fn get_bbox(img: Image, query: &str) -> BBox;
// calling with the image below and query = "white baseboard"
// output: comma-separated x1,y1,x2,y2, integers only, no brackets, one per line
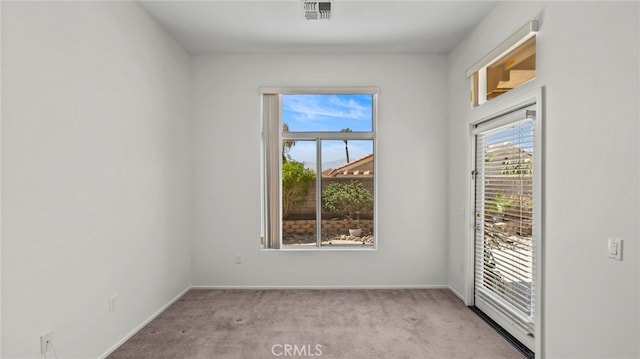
98,286,191,359
447,285,468,303
191,284,450,290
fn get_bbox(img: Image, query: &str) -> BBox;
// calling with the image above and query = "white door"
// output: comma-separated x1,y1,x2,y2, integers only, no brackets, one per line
473,104,538,351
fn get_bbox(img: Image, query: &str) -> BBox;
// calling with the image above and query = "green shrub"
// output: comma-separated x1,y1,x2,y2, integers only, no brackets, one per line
282,160,316,218
321,181,373,221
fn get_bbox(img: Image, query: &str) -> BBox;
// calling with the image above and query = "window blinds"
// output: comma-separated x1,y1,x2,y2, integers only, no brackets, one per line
263,94,281,249
474,107,536,333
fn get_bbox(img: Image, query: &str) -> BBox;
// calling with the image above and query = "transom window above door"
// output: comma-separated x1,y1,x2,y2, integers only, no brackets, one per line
467,20,538,107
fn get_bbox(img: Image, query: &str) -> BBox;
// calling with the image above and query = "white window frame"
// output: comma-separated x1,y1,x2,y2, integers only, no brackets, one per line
261,86,379,250
467,20,538,107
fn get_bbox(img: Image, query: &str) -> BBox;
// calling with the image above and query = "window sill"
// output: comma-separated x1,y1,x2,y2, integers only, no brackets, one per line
262,245,377,252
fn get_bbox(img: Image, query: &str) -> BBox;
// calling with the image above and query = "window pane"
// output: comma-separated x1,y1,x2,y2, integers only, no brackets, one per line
475,116,535,321
320,140,374,246
282,94,373,132
282,141,317,246
486,36,536,101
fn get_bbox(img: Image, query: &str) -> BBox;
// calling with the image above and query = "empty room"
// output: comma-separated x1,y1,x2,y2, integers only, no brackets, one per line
1,1,639,358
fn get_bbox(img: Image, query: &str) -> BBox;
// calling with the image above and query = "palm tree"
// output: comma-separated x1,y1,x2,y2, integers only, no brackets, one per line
341,128,352,163
282,122,295,162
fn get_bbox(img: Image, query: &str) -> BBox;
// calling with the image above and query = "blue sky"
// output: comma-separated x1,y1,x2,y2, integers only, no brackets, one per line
282,94,373,170
283,94,372,132
484,120,533,152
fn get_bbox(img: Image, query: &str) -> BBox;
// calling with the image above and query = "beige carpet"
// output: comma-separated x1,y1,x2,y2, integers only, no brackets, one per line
108,289,524,359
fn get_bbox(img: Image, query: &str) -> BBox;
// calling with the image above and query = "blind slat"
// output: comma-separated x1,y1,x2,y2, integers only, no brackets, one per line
474,112,536,330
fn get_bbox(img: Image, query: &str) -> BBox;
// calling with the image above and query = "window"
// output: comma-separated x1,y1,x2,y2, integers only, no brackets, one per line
485,37,535,101
468,20,538,107
262,88,377,249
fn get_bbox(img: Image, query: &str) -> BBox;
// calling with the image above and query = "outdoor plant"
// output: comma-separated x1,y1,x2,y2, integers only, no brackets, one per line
282,160,316,219
483,192,514,247
482,192,516,294
321,181,373,228
485,192,514,221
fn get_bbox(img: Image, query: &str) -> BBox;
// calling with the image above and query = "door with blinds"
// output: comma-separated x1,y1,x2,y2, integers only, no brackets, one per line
473,104,538,351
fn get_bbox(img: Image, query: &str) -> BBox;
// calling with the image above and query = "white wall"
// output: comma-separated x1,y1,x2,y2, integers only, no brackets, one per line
4,1,638,358
1,2,192,358
447,2,640,358
192,54,449,288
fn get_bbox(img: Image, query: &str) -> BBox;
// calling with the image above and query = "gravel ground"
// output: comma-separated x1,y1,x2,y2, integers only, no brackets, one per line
283,232,374,246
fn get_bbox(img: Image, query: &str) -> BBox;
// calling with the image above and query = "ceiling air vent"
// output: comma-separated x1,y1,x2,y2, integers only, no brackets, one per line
303,1,332,21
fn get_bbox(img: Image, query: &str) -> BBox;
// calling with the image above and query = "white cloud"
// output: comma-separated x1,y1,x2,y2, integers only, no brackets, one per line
283,95,371,127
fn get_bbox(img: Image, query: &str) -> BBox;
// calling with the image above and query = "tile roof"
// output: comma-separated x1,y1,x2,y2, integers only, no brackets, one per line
322,153,373,178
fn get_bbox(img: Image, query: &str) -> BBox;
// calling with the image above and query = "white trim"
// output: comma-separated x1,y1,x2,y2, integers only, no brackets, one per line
282,131,373,141
371,92,379,250
533,87,545,359
447,286,467,303
260,86,379,95
265,248,379,252
465,20,539,78
97,286,191,359
470,80,541,124
191,285,449,290
0,3,3,355
466,122,477,309
467,85,544,356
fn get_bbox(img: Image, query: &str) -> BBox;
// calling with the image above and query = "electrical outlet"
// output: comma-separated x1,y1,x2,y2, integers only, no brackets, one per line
40,331,53,355
235,254,242,264
108,294,118,312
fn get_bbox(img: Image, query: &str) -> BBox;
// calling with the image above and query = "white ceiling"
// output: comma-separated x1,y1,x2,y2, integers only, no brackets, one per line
139,1,497,54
